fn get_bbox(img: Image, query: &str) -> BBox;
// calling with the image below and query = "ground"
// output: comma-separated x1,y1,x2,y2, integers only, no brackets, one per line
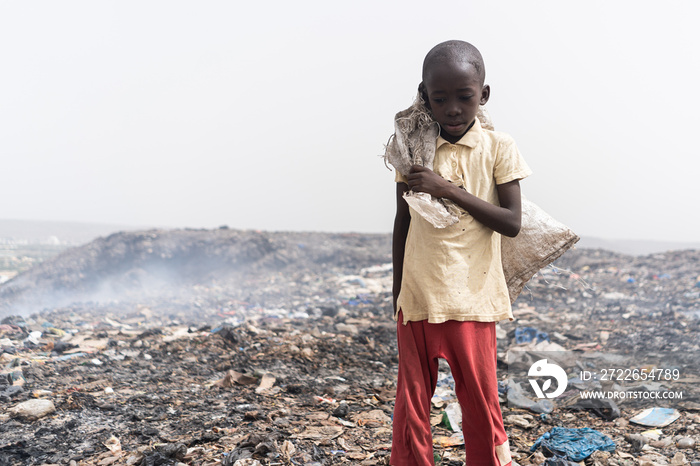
1,233,699,465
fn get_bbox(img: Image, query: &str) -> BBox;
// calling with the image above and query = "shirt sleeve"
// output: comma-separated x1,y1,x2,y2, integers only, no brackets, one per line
493,134,532,185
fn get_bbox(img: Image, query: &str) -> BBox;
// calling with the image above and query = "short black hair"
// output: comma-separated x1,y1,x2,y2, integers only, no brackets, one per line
422,40,486,86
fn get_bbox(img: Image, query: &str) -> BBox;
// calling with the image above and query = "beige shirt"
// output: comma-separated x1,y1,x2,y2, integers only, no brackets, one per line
395,118,532,323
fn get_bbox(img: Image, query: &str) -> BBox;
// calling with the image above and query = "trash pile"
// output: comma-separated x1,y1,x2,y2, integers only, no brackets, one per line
0,229,391,321
0,229,699,465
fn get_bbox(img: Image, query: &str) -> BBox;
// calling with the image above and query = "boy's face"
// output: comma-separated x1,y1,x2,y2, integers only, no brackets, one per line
423,60,490,144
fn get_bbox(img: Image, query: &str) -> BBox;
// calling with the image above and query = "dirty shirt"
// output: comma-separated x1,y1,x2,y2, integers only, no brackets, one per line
395,117,532,324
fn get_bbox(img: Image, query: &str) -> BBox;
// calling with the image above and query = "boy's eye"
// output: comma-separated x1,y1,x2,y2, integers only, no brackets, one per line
460,95,474,101
431,98,446,104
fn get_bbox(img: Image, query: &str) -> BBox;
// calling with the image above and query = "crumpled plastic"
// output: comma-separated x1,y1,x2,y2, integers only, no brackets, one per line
514,326,550,344
530,427,616,461
402,191,459,229
384,94,579,303
502,199,579,302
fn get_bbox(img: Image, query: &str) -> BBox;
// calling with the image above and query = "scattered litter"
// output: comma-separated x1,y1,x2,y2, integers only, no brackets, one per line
515,326,550,344
8,399,56,421
531,427,616,461
254,373,276,394
0,232,698,465
215,370,258,388
442,402,462,432
507,380,555,414
434,432,464,447
570,398,621,421
677,437,696,449
629,407,681,427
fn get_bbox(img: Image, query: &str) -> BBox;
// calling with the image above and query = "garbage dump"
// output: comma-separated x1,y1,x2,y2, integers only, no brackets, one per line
0,229,698,465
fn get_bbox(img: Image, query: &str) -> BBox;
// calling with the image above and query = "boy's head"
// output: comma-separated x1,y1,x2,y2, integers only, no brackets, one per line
419,40,490,143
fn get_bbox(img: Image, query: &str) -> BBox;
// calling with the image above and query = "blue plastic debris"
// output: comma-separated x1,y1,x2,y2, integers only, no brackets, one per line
530,427,615,461
436,374,455,388
515,327,549,344
347,295,372,306
626,277,636,283
629,407,681,427
497,380,508,395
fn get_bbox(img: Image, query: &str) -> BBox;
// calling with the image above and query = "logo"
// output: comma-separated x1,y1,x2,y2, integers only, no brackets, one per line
528,359,568,399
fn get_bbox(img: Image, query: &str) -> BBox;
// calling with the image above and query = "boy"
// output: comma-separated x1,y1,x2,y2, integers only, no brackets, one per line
390,41,531,465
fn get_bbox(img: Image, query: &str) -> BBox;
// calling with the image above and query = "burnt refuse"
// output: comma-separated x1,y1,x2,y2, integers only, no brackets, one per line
0,229,698,465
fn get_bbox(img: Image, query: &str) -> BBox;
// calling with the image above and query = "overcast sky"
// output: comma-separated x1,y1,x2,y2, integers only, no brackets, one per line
2,1,699,242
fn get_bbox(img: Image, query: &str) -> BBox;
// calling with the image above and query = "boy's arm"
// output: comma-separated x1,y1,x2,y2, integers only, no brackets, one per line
406,165,522,237
392,182,411,313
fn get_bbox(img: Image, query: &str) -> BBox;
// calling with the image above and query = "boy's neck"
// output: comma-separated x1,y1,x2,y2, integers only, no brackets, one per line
441,119,476,144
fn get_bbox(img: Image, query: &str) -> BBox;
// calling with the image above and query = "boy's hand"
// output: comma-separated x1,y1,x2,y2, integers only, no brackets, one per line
406,165,452,198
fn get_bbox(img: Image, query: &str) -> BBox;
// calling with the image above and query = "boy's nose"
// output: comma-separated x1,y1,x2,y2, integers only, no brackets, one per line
446,103,461,116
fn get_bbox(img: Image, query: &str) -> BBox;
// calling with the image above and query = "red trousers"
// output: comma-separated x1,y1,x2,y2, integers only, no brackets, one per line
391,312,511,466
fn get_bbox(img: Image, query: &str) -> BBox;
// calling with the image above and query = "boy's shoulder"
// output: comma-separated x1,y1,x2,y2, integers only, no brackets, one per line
480,126,517,150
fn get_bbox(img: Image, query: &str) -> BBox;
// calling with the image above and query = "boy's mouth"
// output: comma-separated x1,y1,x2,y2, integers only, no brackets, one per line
444,123,466,133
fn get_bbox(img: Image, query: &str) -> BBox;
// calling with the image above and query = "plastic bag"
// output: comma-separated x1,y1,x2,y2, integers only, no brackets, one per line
530,427,616,461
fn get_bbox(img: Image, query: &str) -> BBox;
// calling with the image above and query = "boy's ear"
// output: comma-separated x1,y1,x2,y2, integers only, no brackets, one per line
418,82,431,110
480,84,491,106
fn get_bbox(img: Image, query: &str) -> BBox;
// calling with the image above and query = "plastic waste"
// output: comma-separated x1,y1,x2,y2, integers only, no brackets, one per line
51,340,77,354
431,386,456,408
24,331,42,346
677,437,696,449
515,327,549,344
507,381,555,414
497,380,508,395
1,385,23,400
504,414,532,428
639,428,662,440
8,399,56,421
629,407,681,427
442,402,462,432
624,433,647,451
530,427,615,461
332,401,349,418
212,324,241,344
571,398,621,421
529,399,554,414
436,373,455,388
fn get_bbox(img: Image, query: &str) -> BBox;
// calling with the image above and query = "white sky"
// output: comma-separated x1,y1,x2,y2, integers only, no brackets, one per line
2,1,699,242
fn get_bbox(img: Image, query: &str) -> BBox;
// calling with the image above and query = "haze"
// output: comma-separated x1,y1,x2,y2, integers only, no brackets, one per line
2,1,699,243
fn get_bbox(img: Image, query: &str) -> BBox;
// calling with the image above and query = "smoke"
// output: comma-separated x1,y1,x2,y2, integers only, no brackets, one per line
0,229,392,322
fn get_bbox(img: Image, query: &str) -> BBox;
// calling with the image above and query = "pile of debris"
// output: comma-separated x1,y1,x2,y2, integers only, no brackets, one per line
0,229,391,319
0,229,698,465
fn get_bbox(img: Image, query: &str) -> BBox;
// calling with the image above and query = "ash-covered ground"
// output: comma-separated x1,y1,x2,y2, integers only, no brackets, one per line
0,229,699,466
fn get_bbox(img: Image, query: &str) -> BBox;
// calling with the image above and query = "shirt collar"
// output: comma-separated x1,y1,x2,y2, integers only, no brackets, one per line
436,117,483,149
